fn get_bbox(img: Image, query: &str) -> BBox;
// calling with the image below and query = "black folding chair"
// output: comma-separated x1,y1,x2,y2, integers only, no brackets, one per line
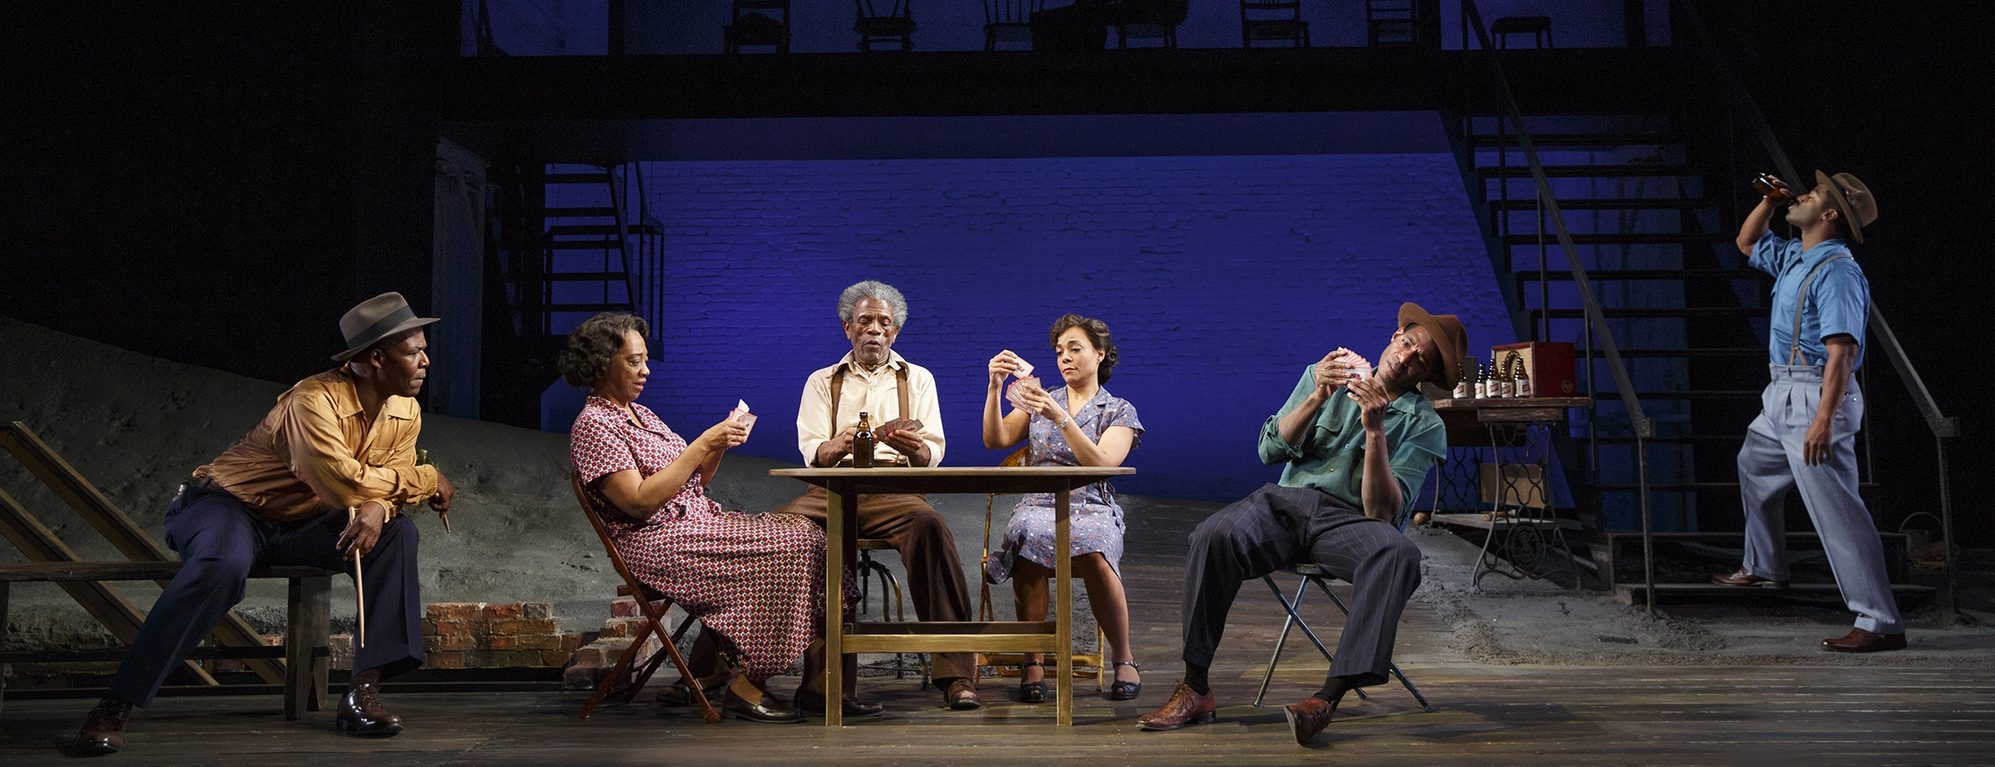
1253,563,1435,712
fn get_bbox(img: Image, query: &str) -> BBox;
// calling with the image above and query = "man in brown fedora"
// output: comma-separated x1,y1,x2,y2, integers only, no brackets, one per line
1713,171,1904,653
71,292,457,756
1138,302,1466,746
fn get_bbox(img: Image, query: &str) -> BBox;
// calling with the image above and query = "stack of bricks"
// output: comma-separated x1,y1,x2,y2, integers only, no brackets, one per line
324,601,582,671
561,595,666,690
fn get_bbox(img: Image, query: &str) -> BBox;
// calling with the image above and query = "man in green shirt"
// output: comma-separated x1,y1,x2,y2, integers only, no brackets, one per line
1138,302,1464,746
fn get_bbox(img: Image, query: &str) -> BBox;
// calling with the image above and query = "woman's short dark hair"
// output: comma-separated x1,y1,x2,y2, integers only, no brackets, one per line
1048,313,1119,384
557,312,651,388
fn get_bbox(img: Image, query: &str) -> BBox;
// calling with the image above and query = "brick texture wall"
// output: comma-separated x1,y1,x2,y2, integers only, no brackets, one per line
556,153,1514,502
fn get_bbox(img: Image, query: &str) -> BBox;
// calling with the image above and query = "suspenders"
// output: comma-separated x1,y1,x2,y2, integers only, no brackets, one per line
1786,254,1854,366
827,361,912,463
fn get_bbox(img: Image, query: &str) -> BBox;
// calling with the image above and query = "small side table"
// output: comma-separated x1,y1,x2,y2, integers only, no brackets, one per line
1427,396,1589,590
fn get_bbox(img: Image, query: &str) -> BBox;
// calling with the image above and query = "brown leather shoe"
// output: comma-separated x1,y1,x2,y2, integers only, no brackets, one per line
943,678,982,710
69,697,131,756
1822,628,1907,653
722,686,803,723
1284,697,1334,745
1710,568,1787,589
335,668,403,737
655,668,732,706
1136,682,1217,731
793,689,886,718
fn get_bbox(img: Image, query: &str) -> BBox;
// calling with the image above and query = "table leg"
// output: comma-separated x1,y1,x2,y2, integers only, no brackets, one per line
1055,488,1072,727
824,484,847,727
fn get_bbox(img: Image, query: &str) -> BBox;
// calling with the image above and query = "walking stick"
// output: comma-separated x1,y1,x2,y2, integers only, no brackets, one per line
348,506,366,649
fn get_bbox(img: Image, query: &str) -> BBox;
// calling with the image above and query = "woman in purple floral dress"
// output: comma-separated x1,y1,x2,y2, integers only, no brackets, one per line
982,314,1145,702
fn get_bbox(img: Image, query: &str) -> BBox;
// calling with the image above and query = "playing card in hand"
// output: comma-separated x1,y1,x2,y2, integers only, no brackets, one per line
730,399,757,433
1006,376,1042,413
877,417,922,441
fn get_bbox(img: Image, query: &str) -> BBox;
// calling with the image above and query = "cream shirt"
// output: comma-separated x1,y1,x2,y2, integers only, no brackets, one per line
795,350,946,466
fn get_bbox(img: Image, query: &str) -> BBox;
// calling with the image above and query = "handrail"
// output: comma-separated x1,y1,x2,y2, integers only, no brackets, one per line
1458,0,1660,612
1678,0,1960,620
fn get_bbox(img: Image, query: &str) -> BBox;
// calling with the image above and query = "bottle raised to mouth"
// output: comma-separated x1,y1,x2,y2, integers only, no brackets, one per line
1751,173,1795,205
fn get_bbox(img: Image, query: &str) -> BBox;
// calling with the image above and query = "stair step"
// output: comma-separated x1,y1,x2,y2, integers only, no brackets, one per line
1527,307,1757,319
1613,583,1934,608
1591,481,1881,492
1599,348,1764,358
1468,132,1679,148
1593,435,1747,444
1502,232,1729,246
547,240,627,250
547,223,660,236
1478,164,1696,179
1595,390,1763,400
1519,269,1762,281
540,172,610,184
1491,198,1707,211
543,272,629,282
543,207,617,218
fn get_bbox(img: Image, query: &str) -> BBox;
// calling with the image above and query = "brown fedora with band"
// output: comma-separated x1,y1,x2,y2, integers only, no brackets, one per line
332,292,441,362
1815,170,1877,244
1397,301,1469,390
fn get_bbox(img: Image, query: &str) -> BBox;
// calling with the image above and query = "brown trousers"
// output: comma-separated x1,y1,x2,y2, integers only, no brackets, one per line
776,485,977,683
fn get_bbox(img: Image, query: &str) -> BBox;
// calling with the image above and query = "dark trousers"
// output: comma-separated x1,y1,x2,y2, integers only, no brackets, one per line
1182,484,1421,688
777,485,977,682
109,484,423,707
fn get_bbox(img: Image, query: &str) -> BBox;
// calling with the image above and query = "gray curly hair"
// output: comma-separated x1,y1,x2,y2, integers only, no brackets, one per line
837,280,909,327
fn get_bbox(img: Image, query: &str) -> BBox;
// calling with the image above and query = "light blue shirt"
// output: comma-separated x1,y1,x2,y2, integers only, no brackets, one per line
1750,231,1869,368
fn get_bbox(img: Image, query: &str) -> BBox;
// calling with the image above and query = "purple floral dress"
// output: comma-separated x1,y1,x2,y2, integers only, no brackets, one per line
985,386,1143,582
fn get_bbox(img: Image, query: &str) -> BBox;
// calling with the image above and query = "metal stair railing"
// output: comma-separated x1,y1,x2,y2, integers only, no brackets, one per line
1678,0,1963,622
1460,0,1661,612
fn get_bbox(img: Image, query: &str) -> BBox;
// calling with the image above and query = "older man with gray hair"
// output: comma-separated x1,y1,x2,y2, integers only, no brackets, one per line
775,280,981,712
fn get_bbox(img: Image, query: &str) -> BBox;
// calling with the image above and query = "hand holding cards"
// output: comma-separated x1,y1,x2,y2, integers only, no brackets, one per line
1006,375,1044,413
729,399,757,436
876,417,923,442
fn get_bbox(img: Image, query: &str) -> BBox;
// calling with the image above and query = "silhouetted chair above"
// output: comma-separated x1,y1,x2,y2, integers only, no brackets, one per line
1490,15,1551,49
984,0,1043,50
724,0,790,54
1365,0,1420,46
1240,0,1308,48
1108,0,1187,49
855,0,916,52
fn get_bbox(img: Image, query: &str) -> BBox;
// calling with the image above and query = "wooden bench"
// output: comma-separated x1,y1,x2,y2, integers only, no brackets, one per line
0,561,332,719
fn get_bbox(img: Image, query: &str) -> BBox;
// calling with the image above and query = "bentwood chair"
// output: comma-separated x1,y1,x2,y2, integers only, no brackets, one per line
983,0,1042,51
854,0,916,51
570,473,719,723
1253,563,1435,712
977,447,1108,692
724,0,790,54
1240,0,1309,48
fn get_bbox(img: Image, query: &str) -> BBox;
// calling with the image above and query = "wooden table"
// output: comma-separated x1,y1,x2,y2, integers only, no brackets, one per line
1427,396,1590,589
770,466,1133,727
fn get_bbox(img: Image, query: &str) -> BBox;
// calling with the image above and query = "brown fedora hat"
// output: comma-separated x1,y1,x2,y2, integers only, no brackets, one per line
1398,301,1469,390
331,292,440,362
1815,170,1877,244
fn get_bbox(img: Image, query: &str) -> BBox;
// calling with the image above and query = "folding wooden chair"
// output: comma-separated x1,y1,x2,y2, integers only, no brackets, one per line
1253,563,1435,712
570,473,719,723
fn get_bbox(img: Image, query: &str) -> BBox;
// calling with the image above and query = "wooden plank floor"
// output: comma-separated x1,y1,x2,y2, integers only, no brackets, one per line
6,497,1993,764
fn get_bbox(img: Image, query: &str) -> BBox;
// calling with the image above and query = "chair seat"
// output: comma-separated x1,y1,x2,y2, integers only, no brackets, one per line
856,18,916,35
857,537,897,552
1286,562,1331,577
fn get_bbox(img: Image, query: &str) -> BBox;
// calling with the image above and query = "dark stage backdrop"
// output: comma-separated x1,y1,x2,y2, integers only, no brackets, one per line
540,152,1519,503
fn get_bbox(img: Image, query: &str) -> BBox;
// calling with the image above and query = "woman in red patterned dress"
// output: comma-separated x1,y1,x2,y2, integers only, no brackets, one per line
562,312,823,724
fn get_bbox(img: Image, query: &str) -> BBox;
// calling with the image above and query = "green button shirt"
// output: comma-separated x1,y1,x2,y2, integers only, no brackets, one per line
1256,364,1447,525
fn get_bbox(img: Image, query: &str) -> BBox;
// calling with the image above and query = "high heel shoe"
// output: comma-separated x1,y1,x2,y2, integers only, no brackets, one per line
1107,661,1142,701
1017,660,1047,704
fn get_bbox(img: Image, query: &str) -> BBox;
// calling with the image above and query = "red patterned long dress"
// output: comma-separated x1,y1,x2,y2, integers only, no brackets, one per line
570,395,823,684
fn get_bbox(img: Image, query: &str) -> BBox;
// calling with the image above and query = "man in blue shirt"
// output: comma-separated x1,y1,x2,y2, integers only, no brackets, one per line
1712,170,1900,653
1138,302,1465,745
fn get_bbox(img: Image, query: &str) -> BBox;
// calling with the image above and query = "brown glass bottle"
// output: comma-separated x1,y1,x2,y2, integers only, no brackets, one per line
851,412,876,468
1751,173,1795,205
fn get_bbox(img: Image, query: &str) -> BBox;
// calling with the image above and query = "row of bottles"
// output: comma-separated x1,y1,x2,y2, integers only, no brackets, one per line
1450,358,1532,399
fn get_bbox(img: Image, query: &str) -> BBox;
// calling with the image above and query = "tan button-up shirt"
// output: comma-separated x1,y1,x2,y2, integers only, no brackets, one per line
196,369,439,522
795,350,946,466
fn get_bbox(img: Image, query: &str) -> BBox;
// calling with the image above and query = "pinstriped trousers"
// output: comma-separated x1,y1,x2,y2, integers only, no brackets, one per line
1181,484,1421,688
1737,364,1902,634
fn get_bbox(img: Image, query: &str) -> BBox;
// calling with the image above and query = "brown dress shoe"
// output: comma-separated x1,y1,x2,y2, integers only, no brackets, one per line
1710,568,1787,588
1822,628,1907,653
722,685,804,723
943,678,982,710
1136,682,1217,731
1284,697,1334,745
69,696,131,756
335,668,403,737
793,689,886,718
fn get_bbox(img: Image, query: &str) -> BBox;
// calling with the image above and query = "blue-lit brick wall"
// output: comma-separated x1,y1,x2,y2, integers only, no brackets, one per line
547,153,1516,502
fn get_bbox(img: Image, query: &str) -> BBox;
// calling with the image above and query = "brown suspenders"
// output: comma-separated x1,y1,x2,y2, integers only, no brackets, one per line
826,361,912,462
